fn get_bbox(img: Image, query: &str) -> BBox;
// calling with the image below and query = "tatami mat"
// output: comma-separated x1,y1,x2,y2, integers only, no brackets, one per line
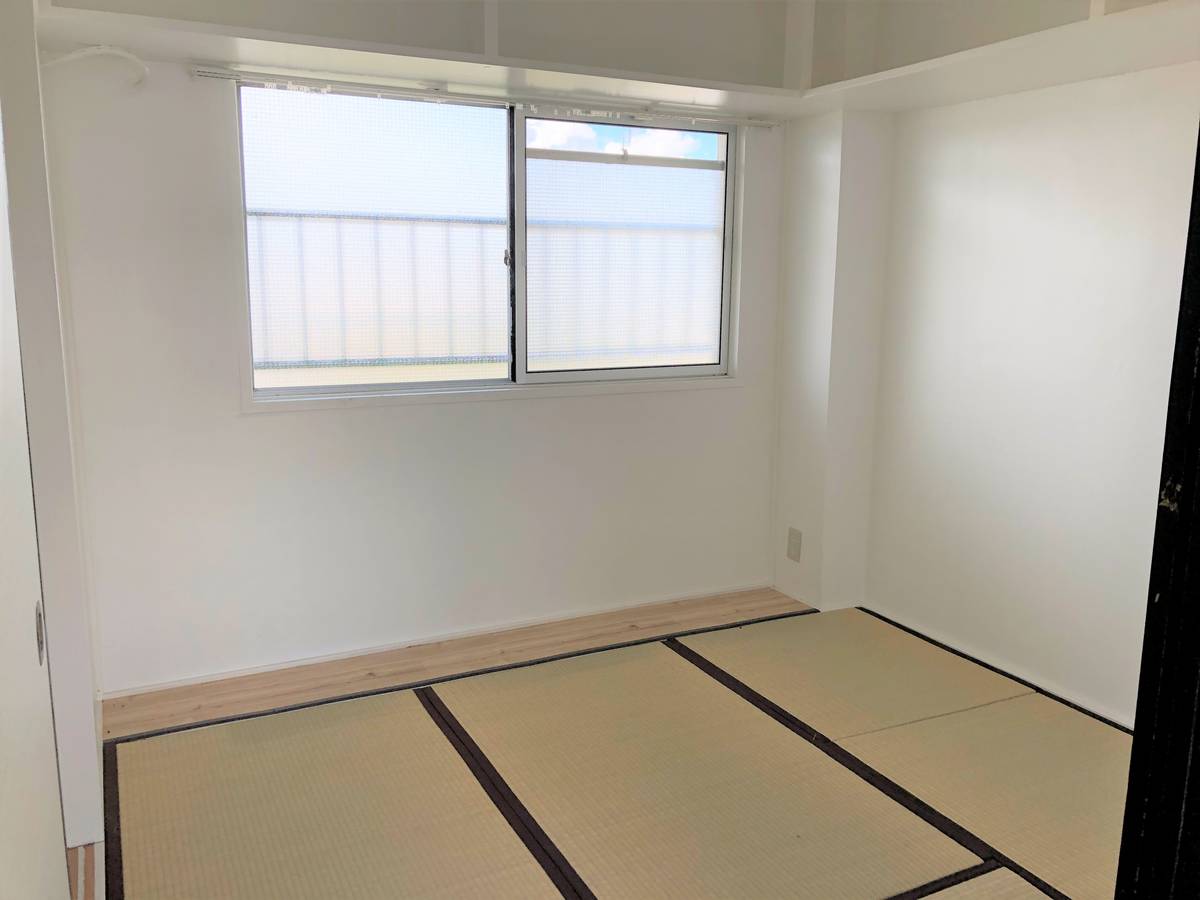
842,693,1132,899
934,868,1047,898
435,641,979,899
679,608,1031,739
114,691,559,900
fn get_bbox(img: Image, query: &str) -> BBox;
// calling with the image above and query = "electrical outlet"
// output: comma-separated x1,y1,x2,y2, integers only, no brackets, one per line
786,527,802,563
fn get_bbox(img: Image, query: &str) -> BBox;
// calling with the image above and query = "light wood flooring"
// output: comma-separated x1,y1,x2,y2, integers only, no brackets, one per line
66,843,99,900
102,587,806,738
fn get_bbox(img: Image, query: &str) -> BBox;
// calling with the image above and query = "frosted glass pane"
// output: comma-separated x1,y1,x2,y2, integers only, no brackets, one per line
524,120,727,373
240,88,510,389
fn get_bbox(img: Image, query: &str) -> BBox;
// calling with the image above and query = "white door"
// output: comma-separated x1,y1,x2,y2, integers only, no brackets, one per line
0,117,70,898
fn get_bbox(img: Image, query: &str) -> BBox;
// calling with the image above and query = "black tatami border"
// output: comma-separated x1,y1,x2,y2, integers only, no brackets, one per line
102,742,124,900
663,637,1068,899
416,687,596,900
103,604,1096,899
885,860,1001,899
102,607,817,898
858,606,1134,736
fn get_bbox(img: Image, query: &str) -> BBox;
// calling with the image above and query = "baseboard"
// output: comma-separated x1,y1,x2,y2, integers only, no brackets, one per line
101,581,776,700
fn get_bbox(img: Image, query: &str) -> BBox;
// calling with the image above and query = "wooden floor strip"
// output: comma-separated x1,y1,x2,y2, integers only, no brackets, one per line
67,846,80,900
83,844,95,900
102,588,805,738
67,844,99,900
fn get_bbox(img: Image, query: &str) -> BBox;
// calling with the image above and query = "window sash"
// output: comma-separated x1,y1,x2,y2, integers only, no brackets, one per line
238,87,515,398
238,91,737,397
513,109,735,385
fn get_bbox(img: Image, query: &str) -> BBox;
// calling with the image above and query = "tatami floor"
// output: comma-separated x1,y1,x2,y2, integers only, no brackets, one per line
103,605,1132,899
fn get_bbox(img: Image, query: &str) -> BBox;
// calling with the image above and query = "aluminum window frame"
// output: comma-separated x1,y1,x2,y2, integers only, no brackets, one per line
236,83,516,401
234,85,739,402
513,108,736,385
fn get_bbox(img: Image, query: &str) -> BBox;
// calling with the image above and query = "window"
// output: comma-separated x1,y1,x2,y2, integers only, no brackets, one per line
237,85,735,396
518,115,731,380
239,87,510,390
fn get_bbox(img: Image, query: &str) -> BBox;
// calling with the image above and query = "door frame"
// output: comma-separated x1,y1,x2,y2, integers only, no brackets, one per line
1116,118,1200,897
0,0,104,847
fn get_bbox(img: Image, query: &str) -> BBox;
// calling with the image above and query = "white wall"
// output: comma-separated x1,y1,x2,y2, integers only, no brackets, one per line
820,111,892,608
41,60,784,695
868,62,1200,726
2,0,102,847
772,112,841,604
772,110,892,610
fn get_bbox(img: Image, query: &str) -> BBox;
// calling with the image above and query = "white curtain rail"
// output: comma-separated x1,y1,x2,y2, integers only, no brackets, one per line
190,65,778,128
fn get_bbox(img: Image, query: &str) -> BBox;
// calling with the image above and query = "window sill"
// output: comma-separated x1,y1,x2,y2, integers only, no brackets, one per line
240,373,744,414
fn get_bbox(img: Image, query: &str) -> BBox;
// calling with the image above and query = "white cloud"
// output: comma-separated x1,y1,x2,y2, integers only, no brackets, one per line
603,128,699,158
526,120,600,151
529,121,702,159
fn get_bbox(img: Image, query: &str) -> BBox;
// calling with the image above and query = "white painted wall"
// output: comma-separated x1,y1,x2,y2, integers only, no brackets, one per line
772,112,841,605
772,110,892,610
820,111,892,609
41,60,784,694
2,0,102,848
868,63,1200,726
